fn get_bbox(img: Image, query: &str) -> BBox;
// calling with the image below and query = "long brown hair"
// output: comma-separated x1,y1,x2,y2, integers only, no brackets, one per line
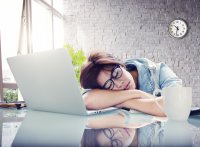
80,129,102,147
80,128,125,147
80,51,125,89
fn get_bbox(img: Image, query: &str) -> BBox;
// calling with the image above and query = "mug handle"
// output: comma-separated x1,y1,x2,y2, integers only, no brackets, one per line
153,89,164,112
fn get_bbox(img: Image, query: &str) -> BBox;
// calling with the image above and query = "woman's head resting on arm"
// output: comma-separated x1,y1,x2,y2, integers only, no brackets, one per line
80,51,136,90
81,128,136,147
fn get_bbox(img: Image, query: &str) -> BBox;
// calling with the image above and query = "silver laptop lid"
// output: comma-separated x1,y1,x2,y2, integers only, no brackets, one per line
7,49,87,115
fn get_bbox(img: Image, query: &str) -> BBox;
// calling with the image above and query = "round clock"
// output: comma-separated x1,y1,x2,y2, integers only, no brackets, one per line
168,18,188,38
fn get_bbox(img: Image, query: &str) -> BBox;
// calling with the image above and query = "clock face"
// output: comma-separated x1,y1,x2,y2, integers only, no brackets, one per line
168,19,188,38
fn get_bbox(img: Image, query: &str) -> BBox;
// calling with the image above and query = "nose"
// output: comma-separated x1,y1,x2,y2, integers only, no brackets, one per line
113,129,123,138
114,79,124,88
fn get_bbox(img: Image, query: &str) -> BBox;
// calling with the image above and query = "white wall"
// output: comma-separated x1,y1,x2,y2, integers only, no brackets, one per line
63,0,200,106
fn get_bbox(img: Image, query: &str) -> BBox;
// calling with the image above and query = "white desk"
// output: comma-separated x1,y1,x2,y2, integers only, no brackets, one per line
1,108,200,147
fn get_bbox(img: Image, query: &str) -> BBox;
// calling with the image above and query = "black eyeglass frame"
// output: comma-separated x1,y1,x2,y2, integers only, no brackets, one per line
102,65,123,90
102,128,123,147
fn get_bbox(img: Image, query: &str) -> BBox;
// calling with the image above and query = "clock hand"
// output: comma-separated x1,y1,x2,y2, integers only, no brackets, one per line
176,29,178,35
173,25,179,30
173,25,179,35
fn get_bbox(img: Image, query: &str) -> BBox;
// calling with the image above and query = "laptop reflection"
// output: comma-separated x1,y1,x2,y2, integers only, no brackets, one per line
12,110,87,147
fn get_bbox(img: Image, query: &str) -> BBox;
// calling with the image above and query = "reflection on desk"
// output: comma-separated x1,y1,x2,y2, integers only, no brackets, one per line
1,108,200,147
82,110,155,146
163,121,192,146
12,110,87,147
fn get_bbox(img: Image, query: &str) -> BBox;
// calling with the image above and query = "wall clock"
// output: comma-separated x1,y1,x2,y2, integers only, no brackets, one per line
168,18,188,39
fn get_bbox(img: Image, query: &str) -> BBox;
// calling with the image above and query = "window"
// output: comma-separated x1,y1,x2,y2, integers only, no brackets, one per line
0,0,64,102
32,1,53,52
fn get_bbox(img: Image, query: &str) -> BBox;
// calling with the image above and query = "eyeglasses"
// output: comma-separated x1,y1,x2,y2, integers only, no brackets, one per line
102,65,123,90
103,128,123,147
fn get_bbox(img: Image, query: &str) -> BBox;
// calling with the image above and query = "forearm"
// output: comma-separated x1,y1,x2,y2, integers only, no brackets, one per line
87,114,125,128
120,97,166,117
83,89,141,110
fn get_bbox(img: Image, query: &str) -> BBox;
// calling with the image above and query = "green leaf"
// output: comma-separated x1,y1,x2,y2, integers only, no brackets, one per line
64,44,86,84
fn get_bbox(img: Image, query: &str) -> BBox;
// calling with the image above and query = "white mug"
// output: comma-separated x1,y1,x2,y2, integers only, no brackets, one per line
155,87,192,121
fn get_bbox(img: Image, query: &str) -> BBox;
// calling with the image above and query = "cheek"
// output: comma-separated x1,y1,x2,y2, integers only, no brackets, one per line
114,130,135,146
131,81,136,89
123,137,135,146
123,72,136,88
123,130,136,146
124,71,133,80
123,71,134,82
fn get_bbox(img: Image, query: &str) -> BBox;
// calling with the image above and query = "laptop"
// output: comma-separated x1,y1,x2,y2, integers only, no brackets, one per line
12,110,87,147
7,49,117,115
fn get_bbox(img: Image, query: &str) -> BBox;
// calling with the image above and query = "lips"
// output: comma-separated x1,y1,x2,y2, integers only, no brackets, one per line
124,81,130,90
123,128,130,136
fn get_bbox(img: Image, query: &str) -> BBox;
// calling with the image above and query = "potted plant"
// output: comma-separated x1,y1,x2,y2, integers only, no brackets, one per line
64,44,86,84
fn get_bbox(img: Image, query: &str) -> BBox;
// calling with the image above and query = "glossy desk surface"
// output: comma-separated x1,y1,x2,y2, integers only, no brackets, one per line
1,108,200,147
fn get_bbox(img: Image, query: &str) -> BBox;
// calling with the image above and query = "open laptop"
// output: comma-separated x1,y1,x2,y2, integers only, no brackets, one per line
7,49,117,115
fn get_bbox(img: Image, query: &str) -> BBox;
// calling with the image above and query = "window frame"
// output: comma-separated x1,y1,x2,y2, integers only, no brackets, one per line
0,0,64,102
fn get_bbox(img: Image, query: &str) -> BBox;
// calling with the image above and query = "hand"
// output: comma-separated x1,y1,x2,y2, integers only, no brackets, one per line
173,25,179,35
175,25,179,30
172,25,179,30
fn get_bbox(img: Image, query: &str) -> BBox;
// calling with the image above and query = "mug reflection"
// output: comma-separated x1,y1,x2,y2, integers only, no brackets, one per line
163,120,192,146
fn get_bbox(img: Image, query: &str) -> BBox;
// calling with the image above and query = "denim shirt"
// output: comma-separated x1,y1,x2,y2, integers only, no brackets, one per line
125,58,182,146
82,58,182,96
124,58,182,94
82,58,182,146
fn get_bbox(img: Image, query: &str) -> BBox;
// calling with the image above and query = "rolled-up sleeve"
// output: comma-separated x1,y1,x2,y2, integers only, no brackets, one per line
158,63,182,89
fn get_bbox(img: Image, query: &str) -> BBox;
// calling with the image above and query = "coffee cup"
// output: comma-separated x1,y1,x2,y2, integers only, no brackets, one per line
155,87,192,121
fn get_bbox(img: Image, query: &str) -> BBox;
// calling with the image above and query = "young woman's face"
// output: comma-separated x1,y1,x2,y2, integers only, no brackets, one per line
97,65,136,90
96,128,136,146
